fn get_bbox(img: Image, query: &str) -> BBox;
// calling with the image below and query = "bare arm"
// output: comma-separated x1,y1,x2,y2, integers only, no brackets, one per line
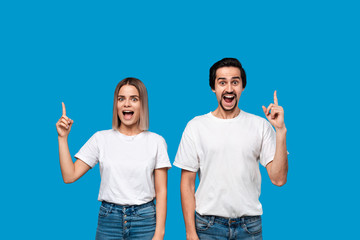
266,128,288,186
180,170,199,240
152,168,168,240
56,102,90,183
262,91,288,186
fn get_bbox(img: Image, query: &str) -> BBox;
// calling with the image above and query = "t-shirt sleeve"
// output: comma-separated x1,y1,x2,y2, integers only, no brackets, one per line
74,132,100,168
155,136,172,169
173,123,199,172
259,121,276,167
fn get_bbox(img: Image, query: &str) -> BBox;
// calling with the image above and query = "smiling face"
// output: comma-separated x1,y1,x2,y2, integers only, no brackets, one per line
212,66,244,112
117,84,141,130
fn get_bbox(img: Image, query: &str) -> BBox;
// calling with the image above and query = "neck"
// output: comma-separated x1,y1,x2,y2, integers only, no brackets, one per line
212,107,240,119
118,124,142,136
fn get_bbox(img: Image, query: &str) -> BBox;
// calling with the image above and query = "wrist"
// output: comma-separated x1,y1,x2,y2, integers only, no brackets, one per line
58,135,68,142
186,229,198,237
154,230,165,237
275,126,287,135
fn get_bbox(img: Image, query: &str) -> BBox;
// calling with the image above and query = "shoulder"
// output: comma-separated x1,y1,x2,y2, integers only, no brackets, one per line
143,131,166,144
241,111,269,125
241,111,274,133
91,129,117,139
185,113,212,129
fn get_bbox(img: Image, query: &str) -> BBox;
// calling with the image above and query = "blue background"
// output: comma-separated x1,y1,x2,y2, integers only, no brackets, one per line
1,0,359,239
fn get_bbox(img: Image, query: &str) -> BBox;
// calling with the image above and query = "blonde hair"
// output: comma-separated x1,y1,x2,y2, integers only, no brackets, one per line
112,77,149,131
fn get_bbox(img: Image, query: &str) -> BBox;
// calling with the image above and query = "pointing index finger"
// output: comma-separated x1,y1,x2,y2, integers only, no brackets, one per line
62,102,66,116
274,90,278,105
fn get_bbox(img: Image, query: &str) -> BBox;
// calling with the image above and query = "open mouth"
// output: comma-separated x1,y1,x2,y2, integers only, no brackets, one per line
122,110,134,120
222,95,235,104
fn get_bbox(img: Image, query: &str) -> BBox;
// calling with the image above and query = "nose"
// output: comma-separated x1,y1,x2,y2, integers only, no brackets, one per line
124,99,131,107
226,83,233,92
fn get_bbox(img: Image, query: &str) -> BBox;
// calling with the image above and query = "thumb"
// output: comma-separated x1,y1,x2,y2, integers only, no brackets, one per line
262,106,267,115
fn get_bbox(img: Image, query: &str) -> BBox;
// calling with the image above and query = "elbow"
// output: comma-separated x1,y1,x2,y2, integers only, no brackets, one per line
155,189,167,199
271,177,287,187
180,181,195,194
63,177,75,184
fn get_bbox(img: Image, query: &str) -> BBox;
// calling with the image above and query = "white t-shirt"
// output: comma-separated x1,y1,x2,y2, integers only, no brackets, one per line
174,111,276,218
75,129,171,205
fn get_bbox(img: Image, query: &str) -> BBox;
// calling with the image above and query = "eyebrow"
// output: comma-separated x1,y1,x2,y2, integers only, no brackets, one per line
117,95,139,98
217,76,241,80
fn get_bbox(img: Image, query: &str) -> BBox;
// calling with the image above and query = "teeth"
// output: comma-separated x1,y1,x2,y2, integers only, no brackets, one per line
123,111,133,113
224,96,234,99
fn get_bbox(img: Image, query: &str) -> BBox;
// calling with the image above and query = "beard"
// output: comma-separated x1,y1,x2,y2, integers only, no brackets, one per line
219,91,238,112
220,98,238,112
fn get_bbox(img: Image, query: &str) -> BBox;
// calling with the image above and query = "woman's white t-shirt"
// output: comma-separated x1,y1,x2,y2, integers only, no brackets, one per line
75,129,171,205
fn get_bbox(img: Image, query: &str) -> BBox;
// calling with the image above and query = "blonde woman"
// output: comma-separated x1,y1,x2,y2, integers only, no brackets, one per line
56,78,171,239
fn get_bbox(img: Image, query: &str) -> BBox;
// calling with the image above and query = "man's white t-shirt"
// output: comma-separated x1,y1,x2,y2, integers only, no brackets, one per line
174,111,276,218
75,129,171,205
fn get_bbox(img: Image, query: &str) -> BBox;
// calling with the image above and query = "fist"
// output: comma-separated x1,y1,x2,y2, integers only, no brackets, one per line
56,102,74,137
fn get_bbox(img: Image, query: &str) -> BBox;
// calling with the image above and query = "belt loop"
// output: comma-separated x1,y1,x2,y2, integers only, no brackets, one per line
132,205,135,214
109,203,113,214
210,216,215,224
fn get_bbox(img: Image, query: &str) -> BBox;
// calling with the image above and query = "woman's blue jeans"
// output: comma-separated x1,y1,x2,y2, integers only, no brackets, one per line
95,200,156,240
195,212,262,240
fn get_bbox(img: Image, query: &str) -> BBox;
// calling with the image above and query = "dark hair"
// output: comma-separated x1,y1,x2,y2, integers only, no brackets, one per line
209,58,246,90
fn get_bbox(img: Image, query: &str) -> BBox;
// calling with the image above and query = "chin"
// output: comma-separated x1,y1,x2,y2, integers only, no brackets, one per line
220,101,238,112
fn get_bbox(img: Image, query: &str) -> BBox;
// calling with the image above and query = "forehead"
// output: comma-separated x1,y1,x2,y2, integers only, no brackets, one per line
216,67,241,79
118,84,139,95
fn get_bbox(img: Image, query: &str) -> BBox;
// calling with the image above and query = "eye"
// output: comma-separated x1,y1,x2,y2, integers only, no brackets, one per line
131,97,139,102
118,97,124,101
232,80,239,85
219,81,226,86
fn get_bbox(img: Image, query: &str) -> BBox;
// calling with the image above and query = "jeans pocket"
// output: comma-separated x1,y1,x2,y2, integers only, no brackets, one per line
195,213,212,232
242,217,262,235
135,205,156,219
98,204,111,218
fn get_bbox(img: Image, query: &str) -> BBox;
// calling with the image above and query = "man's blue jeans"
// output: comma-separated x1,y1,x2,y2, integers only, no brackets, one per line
195,212,262,240
95,200,156,240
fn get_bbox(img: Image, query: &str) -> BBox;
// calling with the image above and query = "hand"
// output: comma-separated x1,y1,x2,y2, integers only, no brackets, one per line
56,102,74,138
262,90,286,131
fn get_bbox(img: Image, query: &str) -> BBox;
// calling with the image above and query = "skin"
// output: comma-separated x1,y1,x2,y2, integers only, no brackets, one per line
117,84,142,136
56,85,168,240
180,66,288,240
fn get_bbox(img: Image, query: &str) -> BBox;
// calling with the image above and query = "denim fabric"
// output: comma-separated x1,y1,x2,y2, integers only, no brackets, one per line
95,200,156,240
195,212,262,240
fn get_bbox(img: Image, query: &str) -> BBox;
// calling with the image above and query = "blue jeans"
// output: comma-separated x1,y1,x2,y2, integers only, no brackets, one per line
195,212,262,240
95,200,156,240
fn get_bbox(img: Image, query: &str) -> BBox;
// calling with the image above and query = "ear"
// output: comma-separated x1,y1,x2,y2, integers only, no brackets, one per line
211,88,215,93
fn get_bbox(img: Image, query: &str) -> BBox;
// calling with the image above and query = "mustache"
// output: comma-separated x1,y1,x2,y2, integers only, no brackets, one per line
221,91,237,98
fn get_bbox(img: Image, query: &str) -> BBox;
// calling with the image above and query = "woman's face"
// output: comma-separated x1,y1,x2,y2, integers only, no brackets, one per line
117,84,141,129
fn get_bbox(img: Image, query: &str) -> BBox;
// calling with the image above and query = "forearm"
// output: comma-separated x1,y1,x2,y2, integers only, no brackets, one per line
270,128,288,185
58,136,75,183
154,190,167,238
180,179,197,237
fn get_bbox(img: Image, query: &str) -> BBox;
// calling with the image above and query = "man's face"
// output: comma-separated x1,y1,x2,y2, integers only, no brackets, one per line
212,66,244,111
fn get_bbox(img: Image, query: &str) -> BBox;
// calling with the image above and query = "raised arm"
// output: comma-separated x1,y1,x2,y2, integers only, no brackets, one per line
180,170,199,240
262,91,288,186
56,102,90,183
153,168,169,240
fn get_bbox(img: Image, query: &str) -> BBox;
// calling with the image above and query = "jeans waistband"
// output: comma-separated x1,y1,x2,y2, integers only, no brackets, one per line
196,212,261,225
101,199,155,212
